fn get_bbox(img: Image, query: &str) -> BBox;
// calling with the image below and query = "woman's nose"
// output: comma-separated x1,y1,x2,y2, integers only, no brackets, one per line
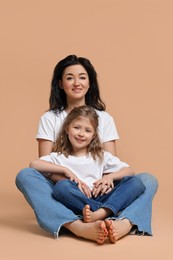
73,78,80,86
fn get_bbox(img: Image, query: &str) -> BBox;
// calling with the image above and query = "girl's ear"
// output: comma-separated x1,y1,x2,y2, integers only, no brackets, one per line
59,80,63,89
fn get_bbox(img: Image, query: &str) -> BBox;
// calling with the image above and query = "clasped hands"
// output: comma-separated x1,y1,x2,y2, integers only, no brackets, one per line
78,174,114,198
64,170,114,198
49,169,114,198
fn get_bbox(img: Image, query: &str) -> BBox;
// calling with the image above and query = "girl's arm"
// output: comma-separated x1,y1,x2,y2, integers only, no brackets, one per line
37,139,54,157
92,167,134,197
105,166,134,181
30,159,79,183
30,159,92,198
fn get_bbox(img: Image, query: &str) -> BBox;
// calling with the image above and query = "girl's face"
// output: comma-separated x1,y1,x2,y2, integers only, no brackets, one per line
60,65,90,104
66,116,95,156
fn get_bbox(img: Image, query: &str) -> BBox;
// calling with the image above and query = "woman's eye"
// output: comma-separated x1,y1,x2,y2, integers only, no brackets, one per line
66,77,73,80
80,76,86,80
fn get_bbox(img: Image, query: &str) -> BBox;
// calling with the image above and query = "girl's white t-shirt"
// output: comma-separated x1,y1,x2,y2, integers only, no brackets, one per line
36,109,119,143
40,151,129,190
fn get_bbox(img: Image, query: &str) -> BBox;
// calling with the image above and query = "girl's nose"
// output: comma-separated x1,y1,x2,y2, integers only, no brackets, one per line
78,129,84,136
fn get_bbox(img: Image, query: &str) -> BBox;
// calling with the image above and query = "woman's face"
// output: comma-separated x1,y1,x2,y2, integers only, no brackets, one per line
60,65,90,103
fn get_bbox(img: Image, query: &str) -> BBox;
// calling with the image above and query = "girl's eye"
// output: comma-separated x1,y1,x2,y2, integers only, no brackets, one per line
74,126,79,129
80,76,86,80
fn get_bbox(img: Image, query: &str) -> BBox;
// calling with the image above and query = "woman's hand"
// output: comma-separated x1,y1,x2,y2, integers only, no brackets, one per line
92,174,114,197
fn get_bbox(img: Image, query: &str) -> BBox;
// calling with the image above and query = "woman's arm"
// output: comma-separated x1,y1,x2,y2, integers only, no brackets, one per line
102,140,117,156
37,139,54,157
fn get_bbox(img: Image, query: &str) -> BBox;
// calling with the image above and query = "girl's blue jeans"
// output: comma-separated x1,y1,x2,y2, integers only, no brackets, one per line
52,177,146,217
15,168,158,237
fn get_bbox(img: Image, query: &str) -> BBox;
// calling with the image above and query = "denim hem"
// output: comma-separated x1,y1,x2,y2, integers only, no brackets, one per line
53,217,80,239
107,216,153,236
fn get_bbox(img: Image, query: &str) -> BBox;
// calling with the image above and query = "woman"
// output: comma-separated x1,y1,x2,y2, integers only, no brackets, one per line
16,55,158,244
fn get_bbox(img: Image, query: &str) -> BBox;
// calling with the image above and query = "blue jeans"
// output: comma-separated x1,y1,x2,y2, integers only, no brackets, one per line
15,168,158,237
52,177,146,216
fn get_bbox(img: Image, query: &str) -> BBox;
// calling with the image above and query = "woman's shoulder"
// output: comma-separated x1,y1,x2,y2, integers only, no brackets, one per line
95,109,115,124
40,110,67,120
95,109,113,118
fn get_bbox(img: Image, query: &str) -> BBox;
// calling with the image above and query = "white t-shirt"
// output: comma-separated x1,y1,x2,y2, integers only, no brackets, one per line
36,109,119,143
40,151,129,190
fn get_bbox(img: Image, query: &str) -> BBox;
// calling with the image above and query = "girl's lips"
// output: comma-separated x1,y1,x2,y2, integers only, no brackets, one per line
75,138,85,143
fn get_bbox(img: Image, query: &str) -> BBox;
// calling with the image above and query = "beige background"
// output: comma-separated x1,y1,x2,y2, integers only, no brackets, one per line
0,0,172,259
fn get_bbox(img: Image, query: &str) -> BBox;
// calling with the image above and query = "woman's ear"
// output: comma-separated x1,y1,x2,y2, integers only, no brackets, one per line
59,80,63,89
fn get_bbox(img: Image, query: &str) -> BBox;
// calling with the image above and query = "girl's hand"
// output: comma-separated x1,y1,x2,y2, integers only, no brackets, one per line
49,170,80,184
92,175,114,197
64,169,81,183
78,181,92,198
64,169,92,198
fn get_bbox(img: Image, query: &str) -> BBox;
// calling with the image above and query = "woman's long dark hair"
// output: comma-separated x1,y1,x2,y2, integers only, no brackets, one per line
49,55,106,112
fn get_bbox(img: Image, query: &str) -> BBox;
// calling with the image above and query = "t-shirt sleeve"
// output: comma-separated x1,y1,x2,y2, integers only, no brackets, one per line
36,112,56,142
103,152,129,173
39,153,60,164
99,111,119,143
38,153,59,177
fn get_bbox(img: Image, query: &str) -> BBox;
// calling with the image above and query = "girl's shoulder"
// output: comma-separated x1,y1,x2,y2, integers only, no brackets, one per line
103,151,115,158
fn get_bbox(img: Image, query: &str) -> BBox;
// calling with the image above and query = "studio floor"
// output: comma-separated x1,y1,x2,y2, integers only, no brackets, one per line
1,182,172,260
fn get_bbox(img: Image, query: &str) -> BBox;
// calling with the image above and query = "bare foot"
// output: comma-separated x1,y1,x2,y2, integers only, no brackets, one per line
83,205,94,223
65,220,108,245
83,204,111,223
105,219,132,243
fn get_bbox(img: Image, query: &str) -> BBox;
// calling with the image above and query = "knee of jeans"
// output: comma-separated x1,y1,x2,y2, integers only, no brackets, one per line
136,172,159,192
16,167,41,190
16,168,31,188
133,176,146,193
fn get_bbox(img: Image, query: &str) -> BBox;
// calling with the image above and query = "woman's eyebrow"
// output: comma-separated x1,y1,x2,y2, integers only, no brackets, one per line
65,72,87,76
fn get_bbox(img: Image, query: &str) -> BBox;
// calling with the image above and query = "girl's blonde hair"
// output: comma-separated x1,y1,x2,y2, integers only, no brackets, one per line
53,106,104,161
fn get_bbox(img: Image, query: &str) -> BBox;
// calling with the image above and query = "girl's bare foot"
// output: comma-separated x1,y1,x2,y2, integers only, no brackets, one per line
65,220,108,245
83,204,111,223
105,219,132,243
83,205,94,223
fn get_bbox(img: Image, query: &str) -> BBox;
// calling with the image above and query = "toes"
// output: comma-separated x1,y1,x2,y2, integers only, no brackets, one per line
105,219,113,229
104,220,116,243
83,205,91,223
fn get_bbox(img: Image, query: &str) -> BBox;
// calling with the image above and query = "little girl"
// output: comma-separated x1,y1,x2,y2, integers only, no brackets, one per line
30,106,145,229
